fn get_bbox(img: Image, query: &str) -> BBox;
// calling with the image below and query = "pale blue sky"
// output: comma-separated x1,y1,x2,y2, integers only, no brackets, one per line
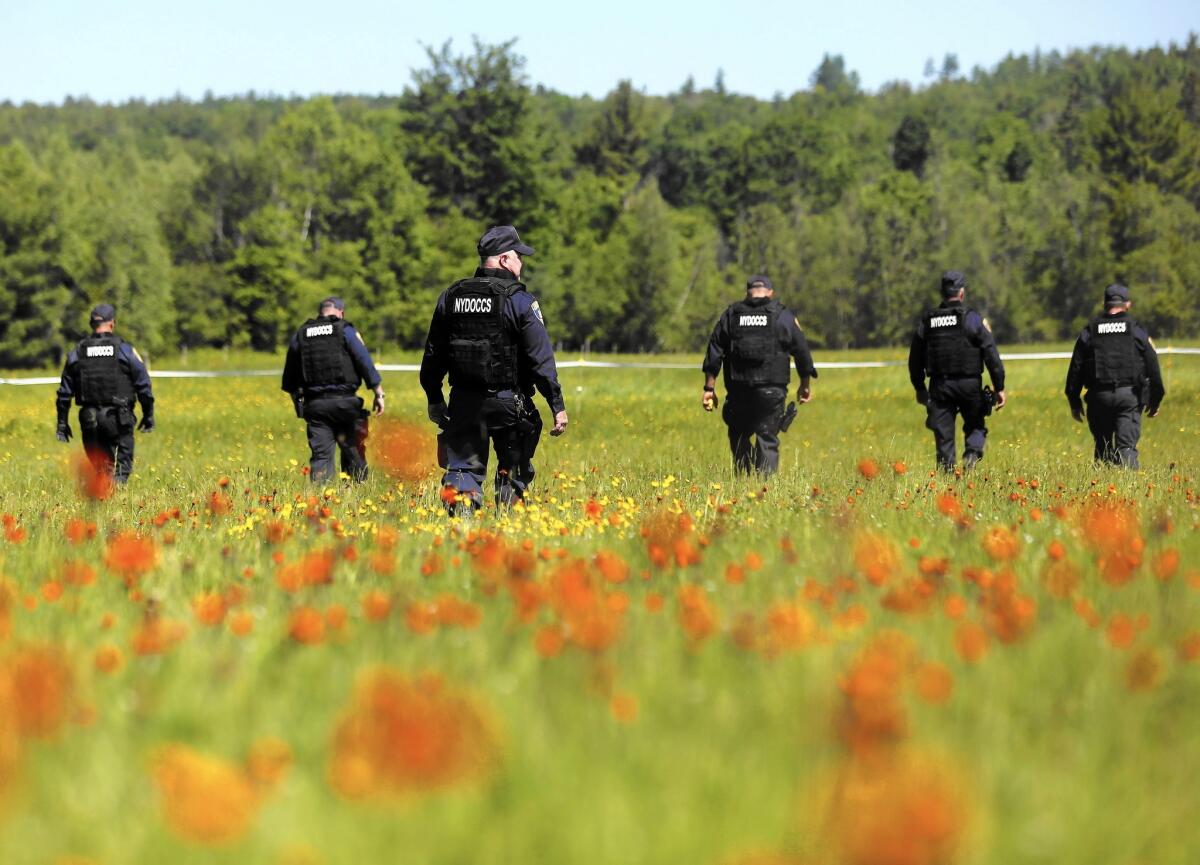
2,0,1196,104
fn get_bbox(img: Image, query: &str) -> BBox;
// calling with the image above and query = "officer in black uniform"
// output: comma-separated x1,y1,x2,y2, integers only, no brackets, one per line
281,297,385,483
420,225,568,511
1065,283,1164,469
701,275,816,476
55,303,155,483
908,271,1006,472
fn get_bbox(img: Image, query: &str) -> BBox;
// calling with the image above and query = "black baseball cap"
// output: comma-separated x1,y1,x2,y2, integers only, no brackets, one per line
89,303,116,323
1104,283,1130,306
746,275,773,290
318,296,345,312
477,225,534,258
940,270,967,297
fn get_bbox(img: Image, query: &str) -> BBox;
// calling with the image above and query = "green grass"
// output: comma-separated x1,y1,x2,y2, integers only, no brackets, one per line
0,352,1197,865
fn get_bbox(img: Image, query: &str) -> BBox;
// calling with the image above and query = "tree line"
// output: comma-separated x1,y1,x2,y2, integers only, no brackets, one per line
1,37,1198,366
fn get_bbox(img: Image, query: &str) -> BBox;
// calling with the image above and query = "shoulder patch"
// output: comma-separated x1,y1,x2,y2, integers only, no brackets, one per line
355,330,366,345
1147,336,1155,349
981,317,992,333
530,300,544,324
131,347,145,364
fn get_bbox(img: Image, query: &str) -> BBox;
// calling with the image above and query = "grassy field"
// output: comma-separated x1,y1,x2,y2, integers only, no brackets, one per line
0,351,1197,865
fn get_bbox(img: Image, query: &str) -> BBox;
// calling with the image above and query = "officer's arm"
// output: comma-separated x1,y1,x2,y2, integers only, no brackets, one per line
701,313,728,381
418,295,450,407
907,326,927,396
1139,329,1165,413
1065,334,1086,416
786,314,818,381
517,298,566,414
56,354,76,430
122,344,154,404
969,313,1005,391
342,326,383,390
281,334,302,395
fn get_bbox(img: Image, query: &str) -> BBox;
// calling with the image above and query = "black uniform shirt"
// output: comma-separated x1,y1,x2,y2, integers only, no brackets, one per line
419,267,566,414
56,333,154,409
702,299,818,383
908,300,1005,393
1065,315,1164,413
281,320,382,397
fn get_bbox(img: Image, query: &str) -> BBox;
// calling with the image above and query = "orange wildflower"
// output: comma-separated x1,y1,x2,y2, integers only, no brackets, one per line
328,670,500,798
813,749,971,865
609,692,638,723
3,645,74,739
64,518,97,545
229,611,254,637
208,490,233,516
593,550,629,584
94,645,124,674
1177,633,1200,663
288,607,325,645
192,592,227,627
853,532,901,586
1152,548,1180,581
857,457,880,480
74,454,115,501
1105,614,1137,650
103,532,158,583
534,625,565,658
245,737,292,789
151,744,262,845
61,560,96,588
40,581,64,603
370,419,437,482
935,491,962,519
325,605,348,632
1042,559,1081,600
132,615,187,656
981,525,1020,561
362,591,392,622
677,584,718,645
913,662,954,705
953,623,989,664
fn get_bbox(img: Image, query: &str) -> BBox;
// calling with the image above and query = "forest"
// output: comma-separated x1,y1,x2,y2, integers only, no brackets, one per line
1,36,1198,365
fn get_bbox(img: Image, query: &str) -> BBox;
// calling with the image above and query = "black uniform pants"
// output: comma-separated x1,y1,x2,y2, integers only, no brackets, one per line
1085,387,1141,469
925,377,988,471
304,396,369,483
722,386,786,476
441,388,542,508
79,405,135,483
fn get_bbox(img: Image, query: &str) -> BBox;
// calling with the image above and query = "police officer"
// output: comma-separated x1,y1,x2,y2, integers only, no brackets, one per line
701,275,816,476
55,303,155,483
1065,283,1164,469
420,225,568,510
908,271,1006,472
281,297,384,483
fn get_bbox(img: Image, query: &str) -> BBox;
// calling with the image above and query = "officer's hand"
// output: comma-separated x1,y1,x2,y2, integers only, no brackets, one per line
1147,406,1160,418
372,391,385,417
137,416,155,433
702,389,718,412
1071,407,1085,423
797,385,812,404
915,390,928,406
427,402,448,427
56,423,72,443
994,390,1006,410
551,410,569,436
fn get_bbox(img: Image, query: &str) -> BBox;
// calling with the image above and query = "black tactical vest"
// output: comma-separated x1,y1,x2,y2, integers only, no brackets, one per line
923,306,983,378
297,317,359,389
76,334,135,406
1086,313,1142,388
726,299,791,387
445,278,520,389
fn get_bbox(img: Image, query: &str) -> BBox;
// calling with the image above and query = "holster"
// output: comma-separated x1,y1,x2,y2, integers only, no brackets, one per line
779,402,798,433
981,386,996,417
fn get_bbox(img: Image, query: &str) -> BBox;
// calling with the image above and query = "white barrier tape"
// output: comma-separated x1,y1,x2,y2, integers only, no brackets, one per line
2,347,1197,386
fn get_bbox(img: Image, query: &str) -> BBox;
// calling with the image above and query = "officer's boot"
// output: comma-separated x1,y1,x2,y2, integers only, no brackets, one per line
962,450,982,472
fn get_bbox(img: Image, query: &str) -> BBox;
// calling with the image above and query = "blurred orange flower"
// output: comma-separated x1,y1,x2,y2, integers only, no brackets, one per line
151,744,262,845
328,669,500,799
103,532,158,584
